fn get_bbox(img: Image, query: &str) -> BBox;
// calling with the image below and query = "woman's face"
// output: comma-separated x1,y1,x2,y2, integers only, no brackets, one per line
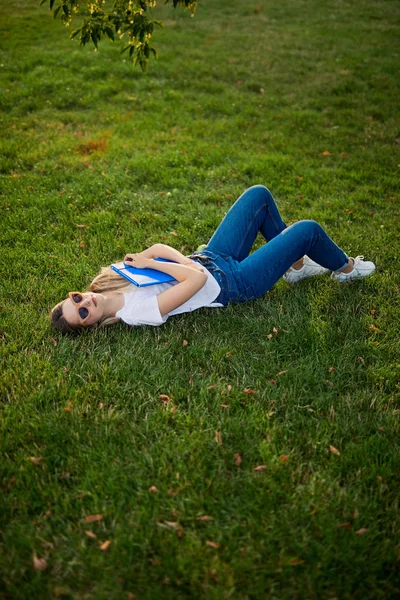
63,292,106,328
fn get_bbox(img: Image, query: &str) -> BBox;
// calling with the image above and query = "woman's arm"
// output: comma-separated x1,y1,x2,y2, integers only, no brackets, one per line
139,243,193,265
123,253,207,316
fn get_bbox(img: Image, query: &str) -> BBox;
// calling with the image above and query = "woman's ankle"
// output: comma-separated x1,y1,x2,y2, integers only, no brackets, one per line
291,257,304,270
339,258,354,274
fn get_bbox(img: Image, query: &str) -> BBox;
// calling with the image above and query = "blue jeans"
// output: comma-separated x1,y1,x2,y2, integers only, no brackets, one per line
190,185,349,306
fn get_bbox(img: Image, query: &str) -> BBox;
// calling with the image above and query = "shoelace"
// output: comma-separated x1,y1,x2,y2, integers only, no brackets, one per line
353,255,364,267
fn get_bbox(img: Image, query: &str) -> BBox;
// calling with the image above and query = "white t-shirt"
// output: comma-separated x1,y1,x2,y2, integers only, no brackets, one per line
115,262,223,327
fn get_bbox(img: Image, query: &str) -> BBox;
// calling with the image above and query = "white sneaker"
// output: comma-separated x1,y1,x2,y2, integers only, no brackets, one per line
283,256,329,284
331,256,376,282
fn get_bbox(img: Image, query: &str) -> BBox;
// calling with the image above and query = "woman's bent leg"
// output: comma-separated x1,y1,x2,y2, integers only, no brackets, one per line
206,185,287,261
233,220,348,301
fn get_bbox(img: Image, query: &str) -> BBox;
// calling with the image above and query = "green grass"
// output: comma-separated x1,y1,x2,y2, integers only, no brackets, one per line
1,0,400,598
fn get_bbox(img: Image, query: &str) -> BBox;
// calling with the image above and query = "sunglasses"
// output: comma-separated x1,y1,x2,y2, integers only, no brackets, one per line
68,292,90,323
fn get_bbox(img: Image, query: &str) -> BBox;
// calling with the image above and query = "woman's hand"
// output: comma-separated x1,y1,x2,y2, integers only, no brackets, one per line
124,253,151,269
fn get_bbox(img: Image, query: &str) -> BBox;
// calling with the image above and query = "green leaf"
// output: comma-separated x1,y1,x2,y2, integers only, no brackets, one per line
90,30,99,49
70,27,82,39
104,26,115,41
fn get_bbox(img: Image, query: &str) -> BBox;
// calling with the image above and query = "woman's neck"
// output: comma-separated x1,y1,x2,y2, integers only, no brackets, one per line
103,291,125,318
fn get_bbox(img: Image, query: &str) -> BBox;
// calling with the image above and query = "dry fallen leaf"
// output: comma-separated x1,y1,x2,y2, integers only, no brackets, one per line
49,337,58,347
84,514,103,523
329,445,341,456
220,403,229,409
276,370,287,376
214,431,223,445
234,453,242,466
355,528,368,536
321,151,332,156
158,393,170,403
254,465,267,472
196,515,213,522
207,384,216,390
75,224,88,229
148,486,158,493
328,367,337,374
84,530,97,539
289,556,305,566
339,522,352,531
163,521,180,529
206,541,220,549
267,334,273,340
369,324,382,333
64,401,73,413
100,540,112,551
279,454,289,463
28,456,45,465
33,554,48,571
182,339,189,347
244,387,256,395
352,507,359,520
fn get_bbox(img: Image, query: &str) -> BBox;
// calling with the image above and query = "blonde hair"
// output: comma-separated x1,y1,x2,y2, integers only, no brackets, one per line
51,265,132,334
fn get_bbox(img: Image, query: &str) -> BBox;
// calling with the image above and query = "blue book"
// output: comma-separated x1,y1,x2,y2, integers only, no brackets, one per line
111,258,176,287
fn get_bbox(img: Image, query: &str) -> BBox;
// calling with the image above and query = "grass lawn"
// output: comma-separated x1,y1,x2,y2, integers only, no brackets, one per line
1,0,400,597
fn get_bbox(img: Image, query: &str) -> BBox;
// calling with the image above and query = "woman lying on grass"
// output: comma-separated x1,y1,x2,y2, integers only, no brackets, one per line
51,185,375,334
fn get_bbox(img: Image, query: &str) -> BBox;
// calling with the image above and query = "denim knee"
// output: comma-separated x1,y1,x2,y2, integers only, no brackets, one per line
248,184,273,198
293,220,322,237
246,184,274,207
